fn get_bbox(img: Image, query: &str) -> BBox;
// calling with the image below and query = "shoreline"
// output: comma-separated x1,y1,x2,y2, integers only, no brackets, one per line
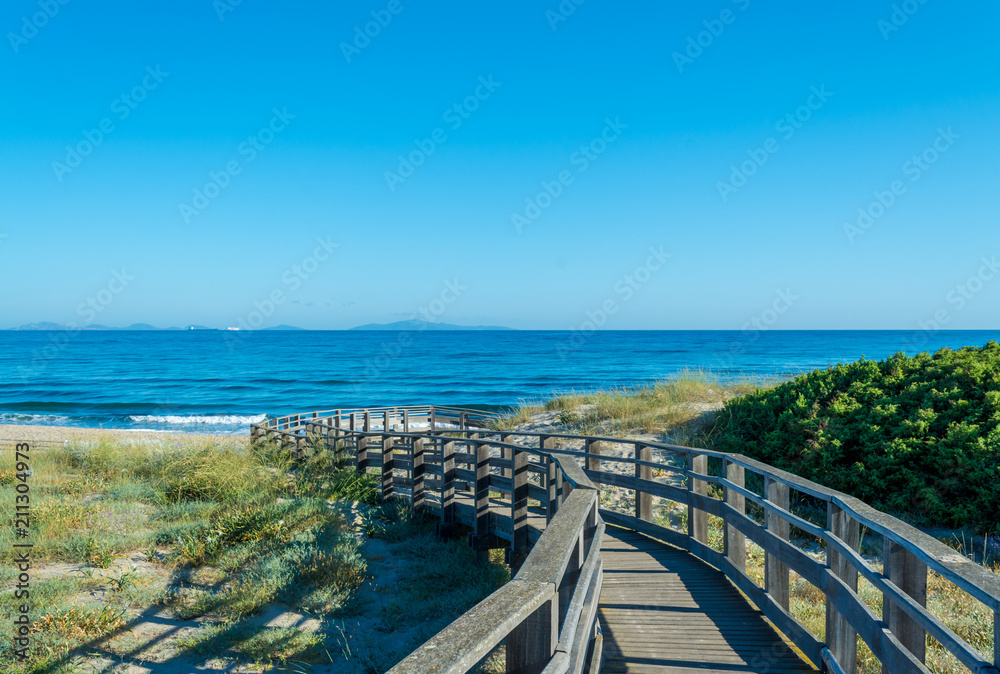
0,423,248,447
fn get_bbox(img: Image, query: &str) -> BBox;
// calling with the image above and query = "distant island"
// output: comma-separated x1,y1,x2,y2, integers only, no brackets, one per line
350,320,513,331
8,323,303,331
7,321,509,331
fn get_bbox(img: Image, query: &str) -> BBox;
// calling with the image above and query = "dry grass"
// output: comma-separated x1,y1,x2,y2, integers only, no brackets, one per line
498,369,776,441
0,434,379,671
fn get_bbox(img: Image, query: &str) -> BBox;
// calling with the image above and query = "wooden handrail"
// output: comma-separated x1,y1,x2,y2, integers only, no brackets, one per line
252,406,1000,674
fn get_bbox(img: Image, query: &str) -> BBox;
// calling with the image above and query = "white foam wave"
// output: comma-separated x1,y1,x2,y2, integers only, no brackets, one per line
128,414,268,425
0,413,72,425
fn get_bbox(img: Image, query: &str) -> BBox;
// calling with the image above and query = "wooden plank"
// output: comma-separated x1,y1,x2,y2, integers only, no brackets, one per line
635,444,652,522
766,477,791,611
826,503,860,674
474,442,491,562
688,454,708,546
585,439,601,472
724,460,746,574
412,437,426,512
883,538,928,670
597,526,815,673
512,448,531,567
381,435,394,498
441,440,456,526
547,457,558,524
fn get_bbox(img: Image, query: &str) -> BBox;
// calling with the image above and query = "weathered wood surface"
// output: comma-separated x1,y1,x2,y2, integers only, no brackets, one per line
598,526,815,673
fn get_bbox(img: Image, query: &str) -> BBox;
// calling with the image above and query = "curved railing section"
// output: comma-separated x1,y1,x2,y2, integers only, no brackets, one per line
252,406,1000,674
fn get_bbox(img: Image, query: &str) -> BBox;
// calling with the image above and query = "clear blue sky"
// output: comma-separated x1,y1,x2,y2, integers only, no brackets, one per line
1,0,998,330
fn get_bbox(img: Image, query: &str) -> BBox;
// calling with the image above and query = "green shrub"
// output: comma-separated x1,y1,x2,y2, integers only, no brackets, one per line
715,342,1000,532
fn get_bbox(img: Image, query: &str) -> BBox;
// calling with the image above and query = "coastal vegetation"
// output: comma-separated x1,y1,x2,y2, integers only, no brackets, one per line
0,435,507,672
714,342,1000,533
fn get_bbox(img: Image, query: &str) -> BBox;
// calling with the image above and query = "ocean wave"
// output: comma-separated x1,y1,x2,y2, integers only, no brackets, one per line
0,413,72,425
128,414,268,425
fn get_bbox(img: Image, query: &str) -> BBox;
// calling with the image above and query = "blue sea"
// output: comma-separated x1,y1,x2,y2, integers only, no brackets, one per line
2,330,999,434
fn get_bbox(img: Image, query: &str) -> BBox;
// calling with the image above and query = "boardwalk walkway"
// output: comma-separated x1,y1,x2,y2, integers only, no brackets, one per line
598,526,816,673
264,408,1000,674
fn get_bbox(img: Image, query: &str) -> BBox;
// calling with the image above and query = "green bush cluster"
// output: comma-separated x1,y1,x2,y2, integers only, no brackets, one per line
715,342,1000,532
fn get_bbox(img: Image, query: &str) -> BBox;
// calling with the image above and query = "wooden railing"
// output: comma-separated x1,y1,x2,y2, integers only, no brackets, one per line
252,406,1000,674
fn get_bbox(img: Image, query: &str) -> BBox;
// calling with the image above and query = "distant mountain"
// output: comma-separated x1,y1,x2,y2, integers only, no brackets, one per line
350,320,513,331
8,322,216,331
11,322,66,330
262,324,304,331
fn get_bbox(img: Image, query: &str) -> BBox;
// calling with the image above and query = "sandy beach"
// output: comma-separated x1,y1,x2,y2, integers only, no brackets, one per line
0,424,247,448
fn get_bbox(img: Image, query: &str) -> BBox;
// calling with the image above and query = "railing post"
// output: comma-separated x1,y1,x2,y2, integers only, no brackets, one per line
381,435,394,498
430,406,436,431
441,440,456,528
724,460,746,573
500,434,511,479
506,595,558,674
539,435,558,522
349,412,356,432
765,477,791,610
547,459,560,523
882,539,928,670
364,410,371,432
472,441,491,562
510,448,530,569
412,438,426,512
403,409,409,433
586,438,601,472
334,410,341,430
636,443,652,522
687,452,708,546
357,436,368,473
826,503,860,674
383,410,391,432
995,610,1000,670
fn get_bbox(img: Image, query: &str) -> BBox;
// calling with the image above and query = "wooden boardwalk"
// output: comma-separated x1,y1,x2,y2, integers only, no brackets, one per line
598,526,816,673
